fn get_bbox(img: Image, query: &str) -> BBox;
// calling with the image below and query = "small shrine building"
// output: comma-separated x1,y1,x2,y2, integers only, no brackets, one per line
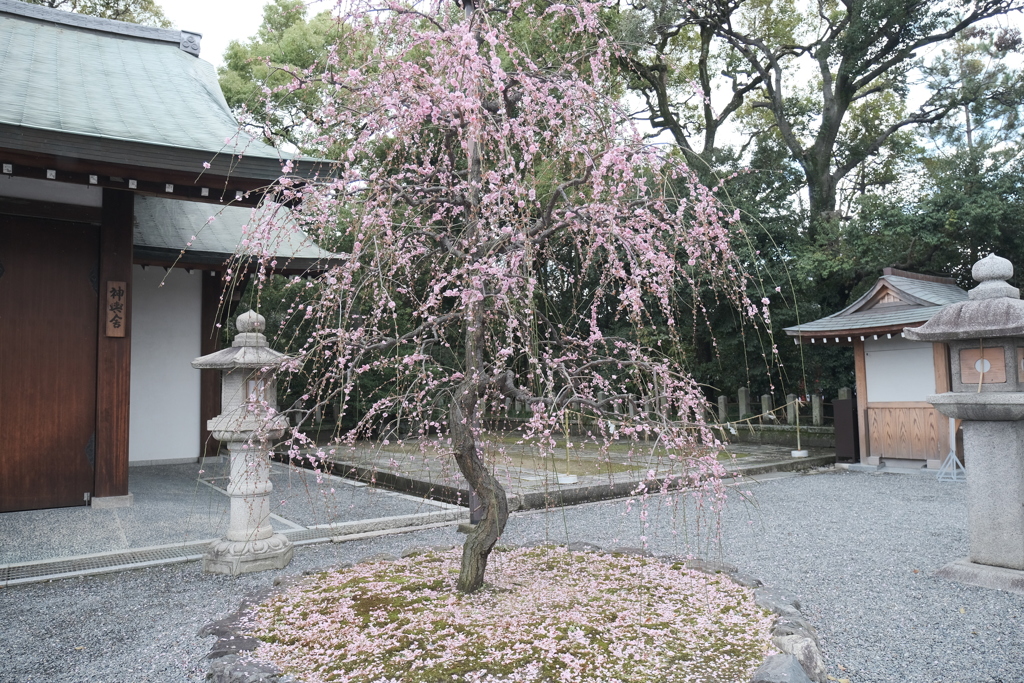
785,268,968,468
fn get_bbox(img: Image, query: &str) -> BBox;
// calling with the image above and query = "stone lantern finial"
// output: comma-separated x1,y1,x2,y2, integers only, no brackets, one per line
232,309,270,348
969,253,1019,300
236,309,266,333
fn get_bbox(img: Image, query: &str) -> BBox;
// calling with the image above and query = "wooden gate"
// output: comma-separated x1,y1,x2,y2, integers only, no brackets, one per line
0,216,99,512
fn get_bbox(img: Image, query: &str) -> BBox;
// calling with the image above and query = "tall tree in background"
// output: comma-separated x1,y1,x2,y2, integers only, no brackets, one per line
715,0,1024,238
609,0,1024,397
612,0,792,174
219,0,352,153
610,0,1023,232
243,0,758,592
836,27,1024,289
24,0,170,26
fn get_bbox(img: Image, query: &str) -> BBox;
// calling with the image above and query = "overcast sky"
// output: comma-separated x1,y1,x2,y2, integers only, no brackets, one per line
157,0,284,69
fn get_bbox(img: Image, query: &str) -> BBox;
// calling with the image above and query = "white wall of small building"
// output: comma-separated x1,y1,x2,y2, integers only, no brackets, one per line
129,265,202,464
863,335,936,402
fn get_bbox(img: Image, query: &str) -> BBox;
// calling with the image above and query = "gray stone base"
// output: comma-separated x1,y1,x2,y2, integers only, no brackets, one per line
882,458,926,470
935,558,1024,595
846,462,883,473
203,534,294,576
128,457,200,467
90,493,134,509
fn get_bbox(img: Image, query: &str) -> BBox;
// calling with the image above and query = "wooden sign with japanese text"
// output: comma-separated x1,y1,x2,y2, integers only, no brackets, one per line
105,281,127,337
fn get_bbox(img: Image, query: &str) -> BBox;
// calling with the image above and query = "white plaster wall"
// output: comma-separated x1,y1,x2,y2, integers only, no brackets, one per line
129,265,202,463
864,336,936,402
0,176,102,206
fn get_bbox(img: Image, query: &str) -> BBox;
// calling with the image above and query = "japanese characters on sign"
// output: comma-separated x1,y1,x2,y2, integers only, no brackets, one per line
105,281,127,337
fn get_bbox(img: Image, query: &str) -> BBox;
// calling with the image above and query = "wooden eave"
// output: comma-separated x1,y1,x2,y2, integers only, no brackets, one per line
0,195,336,274
1,145,273,208
787,323,926,346
132,249,334,275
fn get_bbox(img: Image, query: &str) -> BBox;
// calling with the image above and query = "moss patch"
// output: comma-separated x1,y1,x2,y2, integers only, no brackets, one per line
242,546,775,682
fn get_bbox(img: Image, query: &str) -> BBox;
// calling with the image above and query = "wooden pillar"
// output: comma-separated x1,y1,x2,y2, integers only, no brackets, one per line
853,338,869,463
933,343,951,393
200,270,224,458
932,342,954,468
94,189,134,498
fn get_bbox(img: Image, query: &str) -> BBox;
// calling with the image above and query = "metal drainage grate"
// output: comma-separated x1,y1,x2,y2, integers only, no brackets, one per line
0,541,212,586
282,527,339,543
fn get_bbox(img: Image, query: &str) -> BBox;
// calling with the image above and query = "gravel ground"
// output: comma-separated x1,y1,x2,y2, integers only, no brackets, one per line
2,468,1021,683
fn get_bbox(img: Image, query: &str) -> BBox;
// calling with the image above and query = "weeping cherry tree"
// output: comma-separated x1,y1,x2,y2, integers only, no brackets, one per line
239,0,764,593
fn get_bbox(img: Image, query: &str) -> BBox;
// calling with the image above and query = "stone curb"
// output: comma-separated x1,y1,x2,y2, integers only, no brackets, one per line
750,589,827,683
202,542,828,683
200,582,297,683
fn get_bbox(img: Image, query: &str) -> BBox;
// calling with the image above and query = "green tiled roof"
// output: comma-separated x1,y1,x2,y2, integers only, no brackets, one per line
882,275,969,307
785,307,937,334
133,196,337,269
785,274,968,337
0,0,288,180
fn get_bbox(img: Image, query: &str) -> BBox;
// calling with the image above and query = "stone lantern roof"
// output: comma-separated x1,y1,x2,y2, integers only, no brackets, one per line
904,255,1024,342
191,310,290,370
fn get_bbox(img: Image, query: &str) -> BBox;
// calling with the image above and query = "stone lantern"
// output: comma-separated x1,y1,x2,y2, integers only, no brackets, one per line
904,254,1024,592
192,310,294,575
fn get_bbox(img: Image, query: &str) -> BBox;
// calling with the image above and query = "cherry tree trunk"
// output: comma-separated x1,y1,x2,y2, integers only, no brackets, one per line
451,381,508,593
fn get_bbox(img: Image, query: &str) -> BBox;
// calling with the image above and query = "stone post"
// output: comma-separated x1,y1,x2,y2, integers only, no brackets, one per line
786,394,797,425
738,387,750,419
718,395,728,423
904,253,1024,591
761,394,773,422
812,394,823,426
838,387,852,401
192,311,293,575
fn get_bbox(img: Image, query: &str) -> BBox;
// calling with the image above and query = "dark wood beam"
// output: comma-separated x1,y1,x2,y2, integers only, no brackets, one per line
94,189,134,498
0,197,102,224
200,270,224,459
0,150,270,207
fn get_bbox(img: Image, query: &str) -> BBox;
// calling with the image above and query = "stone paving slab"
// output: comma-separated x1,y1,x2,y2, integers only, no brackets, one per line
0,462,453,566
311,440,836,510
0,441,833,569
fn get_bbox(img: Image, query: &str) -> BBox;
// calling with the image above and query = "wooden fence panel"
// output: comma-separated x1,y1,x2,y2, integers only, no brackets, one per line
866,402,949,460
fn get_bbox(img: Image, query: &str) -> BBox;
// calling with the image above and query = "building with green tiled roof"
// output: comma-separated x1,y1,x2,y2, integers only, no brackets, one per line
0,0,330,512
785,269,968,471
